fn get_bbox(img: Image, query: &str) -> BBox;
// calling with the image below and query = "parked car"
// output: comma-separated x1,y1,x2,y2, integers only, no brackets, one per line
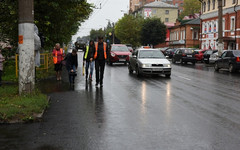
128,48,171,77
126,44,134,52
209,50,227,64
194,49,206,62
214,50,240,73
165,48,176,59
172,48,196,65
108,44,131,65
159,47,169,55
203,49,218,64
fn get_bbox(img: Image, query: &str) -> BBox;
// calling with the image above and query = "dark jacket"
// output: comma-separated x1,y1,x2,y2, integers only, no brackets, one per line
84,45,95,62
65,53,78,70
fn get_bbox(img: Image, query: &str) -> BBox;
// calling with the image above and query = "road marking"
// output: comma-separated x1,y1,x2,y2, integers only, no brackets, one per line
178,76,192,81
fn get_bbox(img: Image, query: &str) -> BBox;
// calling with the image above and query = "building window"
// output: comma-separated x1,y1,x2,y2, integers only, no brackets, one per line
214,22,217,32
193,31,198,40
165,18,169,22
222,0,226,7
233,0,236,4
213,0,215,10
207,0,210,11
165,10,169,14
203,2,206,12
209,22,212,32
230,17,235,31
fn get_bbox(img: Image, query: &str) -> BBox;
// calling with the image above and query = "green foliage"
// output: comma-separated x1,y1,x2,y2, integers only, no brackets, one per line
140,18,166,47
0,85,48,122
179,0,201,19
0,0,93,50
90,28,106,41
115,15,144,48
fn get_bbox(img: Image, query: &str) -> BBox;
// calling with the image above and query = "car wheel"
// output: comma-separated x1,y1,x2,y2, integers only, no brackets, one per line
165,74,171,78
214,63,219,71
109,62,112,66
192,62,195,65
229,64,236,73
128,65,133,74
136,67,141,77
180,58,183,64
172,58,176,63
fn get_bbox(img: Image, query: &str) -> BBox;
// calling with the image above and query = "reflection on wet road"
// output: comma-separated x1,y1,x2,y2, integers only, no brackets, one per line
1,52,240,150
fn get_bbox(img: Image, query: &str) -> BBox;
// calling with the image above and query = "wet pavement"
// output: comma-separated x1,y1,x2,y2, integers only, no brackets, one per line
1,52,240,150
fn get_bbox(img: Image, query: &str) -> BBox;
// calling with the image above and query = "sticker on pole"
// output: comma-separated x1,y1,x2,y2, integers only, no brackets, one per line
19,35,23,44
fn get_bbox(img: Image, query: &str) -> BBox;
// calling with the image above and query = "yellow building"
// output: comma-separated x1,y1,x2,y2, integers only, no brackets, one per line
132,1,178,23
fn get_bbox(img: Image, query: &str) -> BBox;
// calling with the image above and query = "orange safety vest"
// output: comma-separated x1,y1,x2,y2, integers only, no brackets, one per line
53,48,63,64
94,42,107,60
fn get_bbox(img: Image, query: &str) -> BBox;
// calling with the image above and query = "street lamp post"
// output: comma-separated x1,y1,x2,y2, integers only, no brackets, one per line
106,19,115,44
218,0,223,55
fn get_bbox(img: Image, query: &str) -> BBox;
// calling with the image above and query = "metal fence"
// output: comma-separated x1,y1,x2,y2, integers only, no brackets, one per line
15,53,53,77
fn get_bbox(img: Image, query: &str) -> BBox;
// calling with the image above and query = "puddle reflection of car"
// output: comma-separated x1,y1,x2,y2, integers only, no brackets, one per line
108,44,131,65
128,48,171,77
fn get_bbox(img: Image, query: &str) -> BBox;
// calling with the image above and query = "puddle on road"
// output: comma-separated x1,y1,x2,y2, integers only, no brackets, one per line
37,78,71,94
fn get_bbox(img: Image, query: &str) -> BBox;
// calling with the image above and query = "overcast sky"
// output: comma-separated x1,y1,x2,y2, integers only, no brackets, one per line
72,0,129,41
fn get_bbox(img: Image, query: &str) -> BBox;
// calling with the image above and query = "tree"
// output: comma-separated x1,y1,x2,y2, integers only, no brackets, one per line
0,0,93,50
90,28,105,41
140,18,166,47
179,0,201,19
115,15,144,48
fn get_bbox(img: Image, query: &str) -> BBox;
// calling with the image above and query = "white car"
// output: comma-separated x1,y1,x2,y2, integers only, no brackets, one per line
128,48,172,77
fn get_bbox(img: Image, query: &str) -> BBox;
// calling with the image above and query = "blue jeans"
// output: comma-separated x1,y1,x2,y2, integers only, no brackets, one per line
68,65,76,83
85,61,94,78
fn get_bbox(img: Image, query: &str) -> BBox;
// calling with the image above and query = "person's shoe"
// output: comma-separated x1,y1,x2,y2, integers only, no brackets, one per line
95,83,99,87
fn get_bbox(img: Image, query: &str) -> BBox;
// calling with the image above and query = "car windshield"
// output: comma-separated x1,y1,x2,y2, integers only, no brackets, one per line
233,50,240,56
139,50,165,58
184,49,194,54
111,45,129,52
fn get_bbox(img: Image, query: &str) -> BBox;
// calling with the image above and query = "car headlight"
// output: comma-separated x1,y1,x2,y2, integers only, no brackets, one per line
164,64,171,68
142,64,151,68
111,52,115,57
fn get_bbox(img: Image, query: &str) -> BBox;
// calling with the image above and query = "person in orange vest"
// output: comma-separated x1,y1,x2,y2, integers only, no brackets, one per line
52,43,64,81
94,36,107,87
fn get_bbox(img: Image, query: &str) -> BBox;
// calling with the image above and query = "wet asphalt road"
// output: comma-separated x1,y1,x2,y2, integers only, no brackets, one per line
1,51,240,150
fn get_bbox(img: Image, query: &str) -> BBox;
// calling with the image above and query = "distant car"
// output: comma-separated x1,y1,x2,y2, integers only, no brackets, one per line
214,50,240,73
203,49,218,64
194,49,206,62
128,48,171,77
172,48,196,65
127,46,133,53
108,44,131,65
165,48,176,59
158,47,169,55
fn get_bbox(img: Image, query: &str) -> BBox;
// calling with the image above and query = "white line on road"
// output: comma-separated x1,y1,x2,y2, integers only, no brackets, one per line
178,76,192,81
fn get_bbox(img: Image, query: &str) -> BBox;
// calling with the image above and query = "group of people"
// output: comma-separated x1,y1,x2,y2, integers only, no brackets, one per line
52,36,107,87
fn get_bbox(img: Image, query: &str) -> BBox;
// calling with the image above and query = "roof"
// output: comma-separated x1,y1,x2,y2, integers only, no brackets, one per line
143,1,178,9
183,18,200,25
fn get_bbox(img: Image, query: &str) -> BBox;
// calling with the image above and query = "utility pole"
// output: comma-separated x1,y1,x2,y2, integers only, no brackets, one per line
218,0,223,55
18,0,35,94
113,22,115,44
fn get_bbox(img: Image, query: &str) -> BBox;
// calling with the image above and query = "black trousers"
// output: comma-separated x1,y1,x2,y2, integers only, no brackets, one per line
0,70,2,85
95,60,105,84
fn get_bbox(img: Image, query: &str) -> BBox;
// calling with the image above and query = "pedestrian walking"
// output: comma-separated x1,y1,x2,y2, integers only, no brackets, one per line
65,49,78,85
52,43,64,81
0,49,5,86
94,36,107,87
84,40,95,81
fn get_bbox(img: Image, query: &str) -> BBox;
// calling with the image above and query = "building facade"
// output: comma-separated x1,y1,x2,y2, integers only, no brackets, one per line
200,0,240,50
133,1,178,23
169,18,200,48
